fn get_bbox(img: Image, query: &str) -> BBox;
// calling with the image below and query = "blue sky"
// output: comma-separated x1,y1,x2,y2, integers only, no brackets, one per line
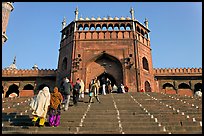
2,2,202,70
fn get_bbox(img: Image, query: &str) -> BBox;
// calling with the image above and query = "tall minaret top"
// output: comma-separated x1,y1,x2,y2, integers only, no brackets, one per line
13,56,16,64
2,2,14,45
75,7,79,21
62,17,66,30
144,18,149,29
5,56,17,70
130,7,135,20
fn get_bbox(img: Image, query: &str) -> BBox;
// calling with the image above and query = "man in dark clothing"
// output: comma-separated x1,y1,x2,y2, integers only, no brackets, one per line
62,77,73,111
73,80,81,105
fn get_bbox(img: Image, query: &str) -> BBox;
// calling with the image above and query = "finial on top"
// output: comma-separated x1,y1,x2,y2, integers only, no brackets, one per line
13,56,16,64
62,17,66,30
130,7,135,20
144,18,149,29
75,6,79,21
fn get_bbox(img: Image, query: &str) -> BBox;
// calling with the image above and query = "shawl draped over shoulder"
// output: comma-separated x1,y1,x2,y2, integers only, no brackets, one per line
50,87,63,110
31,86,50,118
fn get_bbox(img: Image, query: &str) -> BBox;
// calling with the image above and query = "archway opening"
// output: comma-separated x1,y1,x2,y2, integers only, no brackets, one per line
97,72,116,86
36,84,50,94
5,84,19,97
194,83,202,93
85,53,123,91
23,84,34,90
145,81,151,92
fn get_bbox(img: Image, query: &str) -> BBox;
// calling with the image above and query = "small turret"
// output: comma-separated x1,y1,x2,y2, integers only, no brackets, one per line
32,64,38,70
130,7,135,20
5,56,17,70
144,18,149,29
62,17,66,30
75,6,79,21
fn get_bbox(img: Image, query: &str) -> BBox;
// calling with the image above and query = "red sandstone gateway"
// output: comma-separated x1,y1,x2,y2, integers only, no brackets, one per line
2,6,202,97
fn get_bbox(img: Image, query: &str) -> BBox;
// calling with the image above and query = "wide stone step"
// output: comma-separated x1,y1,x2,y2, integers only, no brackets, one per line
2,92,202,134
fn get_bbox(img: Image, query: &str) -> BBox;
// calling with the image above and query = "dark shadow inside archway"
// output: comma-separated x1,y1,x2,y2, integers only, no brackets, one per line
194,83,202,93
35,84,50,94
5,84,19,97
97,72,116,86
97,72,116,94
94,53,123,86
23,84,34,90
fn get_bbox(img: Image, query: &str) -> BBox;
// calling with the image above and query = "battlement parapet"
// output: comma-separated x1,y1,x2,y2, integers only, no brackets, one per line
2,69,57,77
154,67,202,76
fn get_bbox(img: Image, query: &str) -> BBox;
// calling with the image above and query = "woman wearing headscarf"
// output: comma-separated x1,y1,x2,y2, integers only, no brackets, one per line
48,87,63,127
31,86,50,127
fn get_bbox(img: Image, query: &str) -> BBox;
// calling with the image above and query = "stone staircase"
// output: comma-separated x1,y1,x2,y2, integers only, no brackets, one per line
2,92,202,134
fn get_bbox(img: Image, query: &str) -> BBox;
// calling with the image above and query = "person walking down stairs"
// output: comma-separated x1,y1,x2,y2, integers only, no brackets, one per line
73,79,81,106
48,87,63,127
30,86,51,127
89,78,100,103
62,77,73,111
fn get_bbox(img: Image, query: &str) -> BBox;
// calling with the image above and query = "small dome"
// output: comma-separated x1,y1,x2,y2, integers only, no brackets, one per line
126,17,131,20
6,64,17,70
32,64,38,70
102,17,107,20
91,17,96,20
114,17,119,20
96,17,101,20
120,16,125,20
85,17,90,20
108,16,113,20
79,17,84,20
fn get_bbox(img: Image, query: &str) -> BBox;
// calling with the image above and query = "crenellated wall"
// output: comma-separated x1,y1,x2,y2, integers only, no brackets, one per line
153,67,202,96
2,69,57,77
154,67,202,76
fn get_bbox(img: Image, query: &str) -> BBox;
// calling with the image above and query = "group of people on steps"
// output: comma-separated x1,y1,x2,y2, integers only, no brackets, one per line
30,77,84,127
29,76,129,127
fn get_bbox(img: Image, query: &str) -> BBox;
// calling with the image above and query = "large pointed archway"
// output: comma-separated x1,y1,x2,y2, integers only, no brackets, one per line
85,53,123,89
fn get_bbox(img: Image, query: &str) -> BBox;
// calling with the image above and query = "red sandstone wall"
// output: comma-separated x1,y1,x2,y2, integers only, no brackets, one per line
19,90,34,97
177,89,193,96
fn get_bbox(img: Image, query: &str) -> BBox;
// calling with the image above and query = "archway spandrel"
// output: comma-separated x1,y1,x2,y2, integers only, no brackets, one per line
86,62,105,87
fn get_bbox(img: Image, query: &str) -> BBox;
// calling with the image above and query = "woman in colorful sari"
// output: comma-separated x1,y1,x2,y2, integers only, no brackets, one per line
31,86,50,127
48,87,63,127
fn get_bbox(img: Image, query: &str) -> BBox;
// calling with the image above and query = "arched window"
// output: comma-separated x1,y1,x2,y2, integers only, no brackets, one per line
96,24,101,31
90,24,95,31
84,24,89,31
108,24,113,31
141,29,145,36
137,26,140,33
145,81,151,92
144,32,148,39
142,57,149,71
126,23,131,30
102,24,107,31
62,57,67,71
120,24,125,30
84,26,89,31
114,24,119,31
78,24,83,31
